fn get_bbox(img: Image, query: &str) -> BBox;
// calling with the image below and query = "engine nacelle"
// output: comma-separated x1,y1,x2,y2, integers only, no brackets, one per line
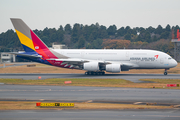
106,64,121,73
83,62,99,71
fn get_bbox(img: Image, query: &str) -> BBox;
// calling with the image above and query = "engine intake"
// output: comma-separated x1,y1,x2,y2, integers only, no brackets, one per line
106,64,121,73
83,62,99,71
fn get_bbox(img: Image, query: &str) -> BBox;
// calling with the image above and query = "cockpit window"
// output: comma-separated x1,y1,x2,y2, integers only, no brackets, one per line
168,58,172,60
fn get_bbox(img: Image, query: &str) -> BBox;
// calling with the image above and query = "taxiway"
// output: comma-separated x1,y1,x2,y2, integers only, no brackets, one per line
1,109,180,120
0,73,180,82
0,85,180,104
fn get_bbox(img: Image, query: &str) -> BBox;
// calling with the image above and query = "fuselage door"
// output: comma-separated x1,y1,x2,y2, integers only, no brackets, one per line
126,51,129,60
81,51,85,58
160,58,164,64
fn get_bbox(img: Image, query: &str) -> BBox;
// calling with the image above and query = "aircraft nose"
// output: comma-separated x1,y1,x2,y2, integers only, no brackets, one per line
171,59,178,67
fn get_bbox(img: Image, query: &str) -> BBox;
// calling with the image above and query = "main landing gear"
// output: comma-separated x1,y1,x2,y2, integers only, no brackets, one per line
164,68,169,75
85,71,105,75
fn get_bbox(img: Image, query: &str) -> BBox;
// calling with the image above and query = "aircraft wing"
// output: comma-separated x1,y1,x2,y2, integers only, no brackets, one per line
54,59,89,66
48,58,136,71
46,58,111,68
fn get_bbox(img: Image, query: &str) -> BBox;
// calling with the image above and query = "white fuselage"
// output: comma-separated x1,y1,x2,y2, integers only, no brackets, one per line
53,49,177,69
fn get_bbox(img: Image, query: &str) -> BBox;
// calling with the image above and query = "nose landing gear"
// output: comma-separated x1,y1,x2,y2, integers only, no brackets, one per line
164,68,169,75
164,71,167,75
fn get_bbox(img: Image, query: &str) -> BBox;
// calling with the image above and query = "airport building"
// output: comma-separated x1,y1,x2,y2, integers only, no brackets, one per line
0,53,16,63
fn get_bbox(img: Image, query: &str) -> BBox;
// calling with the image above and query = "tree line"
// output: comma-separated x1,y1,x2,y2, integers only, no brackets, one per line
0,23,179,57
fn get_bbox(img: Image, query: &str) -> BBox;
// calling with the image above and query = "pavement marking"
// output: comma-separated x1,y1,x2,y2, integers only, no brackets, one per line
137,115,180,117
133,102,143,105
39,99,44,101
174,105,180,108
86,100,93,103
0,88,131,92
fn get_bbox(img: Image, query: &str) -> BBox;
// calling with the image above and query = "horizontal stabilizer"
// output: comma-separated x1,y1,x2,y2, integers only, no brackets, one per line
6,52,41,58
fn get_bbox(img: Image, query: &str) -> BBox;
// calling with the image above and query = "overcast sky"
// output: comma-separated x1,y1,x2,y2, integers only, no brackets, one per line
0,0,180,33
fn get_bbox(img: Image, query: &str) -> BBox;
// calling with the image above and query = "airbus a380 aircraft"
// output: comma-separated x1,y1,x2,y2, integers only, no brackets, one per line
10,18,177,75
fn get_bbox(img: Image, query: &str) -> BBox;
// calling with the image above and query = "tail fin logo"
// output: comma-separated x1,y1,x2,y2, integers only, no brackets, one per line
154,55,159,59
35,46,39,50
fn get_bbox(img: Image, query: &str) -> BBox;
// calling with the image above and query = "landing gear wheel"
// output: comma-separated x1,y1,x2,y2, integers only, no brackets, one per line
85,71,105,75
91,72,95,75
164,72,167,75
85,72,90,75
164,68,169,75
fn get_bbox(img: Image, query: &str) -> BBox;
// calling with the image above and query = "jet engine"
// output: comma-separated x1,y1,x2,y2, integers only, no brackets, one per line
106,64,121,73
83,62,99,71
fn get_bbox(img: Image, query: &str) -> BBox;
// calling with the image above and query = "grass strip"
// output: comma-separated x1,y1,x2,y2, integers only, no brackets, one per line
139,79,180,89
0,78,132,87
0,101,172,110
0,78,180,89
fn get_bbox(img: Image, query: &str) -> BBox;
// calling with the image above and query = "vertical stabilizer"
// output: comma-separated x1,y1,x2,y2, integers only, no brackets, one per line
11,18,36,52
10,18,58,59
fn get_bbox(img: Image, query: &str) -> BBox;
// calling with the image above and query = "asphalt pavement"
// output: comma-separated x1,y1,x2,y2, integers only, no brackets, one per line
0,85,180,104
0,73,180,120
0,109,180,120
1,73,180,83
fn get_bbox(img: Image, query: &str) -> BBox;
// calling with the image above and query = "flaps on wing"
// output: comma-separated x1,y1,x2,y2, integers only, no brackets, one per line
54,59,89,62
53,59,113,65
51,58,89,66
46,58,112,67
